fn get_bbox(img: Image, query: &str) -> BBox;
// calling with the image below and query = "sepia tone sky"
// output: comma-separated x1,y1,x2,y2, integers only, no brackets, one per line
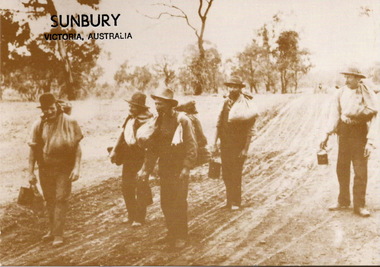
2,0,380,81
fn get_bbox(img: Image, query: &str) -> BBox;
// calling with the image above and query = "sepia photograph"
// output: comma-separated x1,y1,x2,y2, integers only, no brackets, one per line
0,0,379,265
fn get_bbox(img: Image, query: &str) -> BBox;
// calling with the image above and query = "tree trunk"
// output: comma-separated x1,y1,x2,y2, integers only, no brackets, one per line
251,83,258,94
280,70,287,94
46,0,75,100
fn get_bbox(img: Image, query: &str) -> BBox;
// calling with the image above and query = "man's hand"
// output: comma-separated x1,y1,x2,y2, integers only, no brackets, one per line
320,134,329,150
69,167,80,182
364,143,375,158
28,173,37,185
137,169,149,182
179,167,190,181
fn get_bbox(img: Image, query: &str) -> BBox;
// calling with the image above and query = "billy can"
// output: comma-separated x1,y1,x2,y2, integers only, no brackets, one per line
317,149,328,165
209,159,221,179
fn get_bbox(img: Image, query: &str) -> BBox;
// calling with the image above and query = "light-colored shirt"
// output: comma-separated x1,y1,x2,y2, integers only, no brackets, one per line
325,85,379,146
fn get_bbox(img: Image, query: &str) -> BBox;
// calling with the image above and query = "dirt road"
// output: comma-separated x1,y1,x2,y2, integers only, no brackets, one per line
1,94,379,265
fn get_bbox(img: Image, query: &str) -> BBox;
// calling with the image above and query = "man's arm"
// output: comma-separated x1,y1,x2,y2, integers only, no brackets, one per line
69,144,82,182
213,101,225,155
181,115,198,171
28,147,37,185
27,120,41,185
109,129,124,163
364,92,379,157
69,118,84,181
320,90,341,149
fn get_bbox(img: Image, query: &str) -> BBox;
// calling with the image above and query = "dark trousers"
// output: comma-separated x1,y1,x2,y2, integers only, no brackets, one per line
336,136,368,209
160,174,189,240
122,149,146,223
39,165,72,236
221,142,245,207
336,121,369,209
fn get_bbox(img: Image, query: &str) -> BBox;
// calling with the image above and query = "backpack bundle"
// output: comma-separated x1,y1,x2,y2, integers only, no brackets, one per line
175,101,210,167
228,93,258,123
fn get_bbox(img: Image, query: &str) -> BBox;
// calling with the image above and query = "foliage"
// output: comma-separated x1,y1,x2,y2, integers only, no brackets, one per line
114,61,159,92
179,44,222,95
368,62,380,84
276,31,312,93
153,56,176,87
231,40,263,93
146,0,215,94
1,0,102,100
257,23,279,93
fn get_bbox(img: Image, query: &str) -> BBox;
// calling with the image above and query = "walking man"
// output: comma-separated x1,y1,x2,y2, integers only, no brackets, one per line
213,76,257,210
110,92,153,226
320,66,378,217
137,88,197,249
28,93,83,246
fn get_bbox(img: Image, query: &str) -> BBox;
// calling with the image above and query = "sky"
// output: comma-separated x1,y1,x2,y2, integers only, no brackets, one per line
2,0,380,82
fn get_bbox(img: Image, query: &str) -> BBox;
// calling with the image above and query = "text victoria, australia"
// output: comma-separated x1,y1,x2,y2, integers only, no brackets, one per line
44,14,132,41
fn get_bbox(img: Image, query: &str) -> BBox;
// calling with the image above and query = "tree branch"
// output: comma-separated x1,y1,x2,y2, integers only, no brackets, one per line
143,3,199,38
198,0,203,19
203,0,213,19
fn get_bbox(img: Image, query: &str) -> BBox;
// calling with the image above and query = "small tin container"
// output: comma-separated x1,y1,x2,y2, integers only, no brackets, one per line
209,159,221,179
17,186,34,206
317,149,328,165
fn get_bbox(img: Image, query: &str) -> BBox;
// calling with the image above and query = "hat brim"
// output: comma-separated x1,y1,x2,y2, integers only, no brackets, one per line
124,100,149,109
224,82,245,88
340,72,366,79
151,95,178,106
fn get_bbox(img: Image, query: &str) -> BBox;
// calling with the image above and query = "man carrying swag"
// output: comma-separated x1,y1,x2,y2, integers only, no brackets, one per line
28,93,83,246
138,88,197,249
320,66,378,217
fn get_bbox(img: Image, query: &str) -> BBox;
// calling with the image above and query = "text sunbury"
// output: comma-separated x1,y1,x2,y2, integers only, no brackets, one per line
51,14,121,28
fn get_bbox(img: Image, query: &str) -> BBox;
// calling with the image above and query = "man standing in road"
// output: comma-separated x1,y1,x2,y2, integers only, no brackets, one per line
28,93,83,246
320,66,378,217
213,76,257,211
137,88,197,249
110,92,153,227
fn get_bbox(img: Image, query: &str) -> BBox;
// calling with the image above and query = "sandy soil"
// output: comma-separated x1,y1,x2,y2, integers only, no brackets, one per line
0,93,379,266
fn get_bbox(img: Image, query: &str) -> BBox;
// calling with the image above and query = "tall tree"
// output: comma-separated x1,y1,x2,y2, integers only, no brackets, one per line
257,23,278,93
232,40,262,93
276,30,312,93
1,0,102,100
145,0,214,94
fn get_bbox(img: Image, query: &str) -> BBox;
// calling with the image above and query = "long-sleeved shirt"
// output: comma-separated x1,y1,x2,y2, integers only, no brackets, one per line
325,85,379,146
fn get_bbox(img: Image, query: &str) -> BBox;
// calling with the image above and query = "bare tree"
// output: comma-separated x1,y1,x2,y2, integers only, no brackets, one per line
144,0,214,59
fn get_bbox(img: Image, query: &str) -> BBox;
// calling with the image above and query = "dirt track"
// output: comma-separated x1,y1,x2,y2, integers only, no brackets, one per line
1,94,379,265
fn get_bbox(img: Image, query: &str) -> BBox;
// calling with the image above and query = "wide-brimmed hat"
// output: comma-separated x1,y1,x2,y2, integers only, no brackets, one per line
37,93,57,109
125,92,149,109
224,76,245,88
340,66,366,79
151,88,178,106
175,100,198,114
